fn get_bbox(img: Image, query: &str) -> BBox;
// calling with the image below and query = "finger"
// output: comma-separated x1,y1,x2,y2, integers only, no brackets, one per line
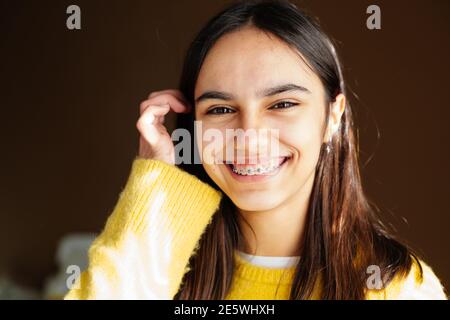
139,104,172,126
137,114,162,146
141,123,161,146
149,89,190,107
142,92,192,114
143,93,191,113
139,103,171,120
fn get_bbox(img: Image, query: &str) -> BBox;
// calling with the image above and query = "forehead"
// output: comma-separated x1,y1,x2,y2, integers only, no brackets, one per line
195,26,322,99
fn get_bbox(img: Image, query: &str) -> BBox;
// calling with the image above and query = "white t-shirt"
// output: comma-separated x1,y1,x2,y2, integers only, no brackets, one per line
236,250,300,269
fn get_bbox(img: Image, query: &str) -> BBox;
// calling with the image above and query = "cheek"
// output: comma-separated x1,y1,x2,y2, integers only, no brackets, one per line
196,122,228,165
196,123,228,186
279,114,325,174
281,116,323,152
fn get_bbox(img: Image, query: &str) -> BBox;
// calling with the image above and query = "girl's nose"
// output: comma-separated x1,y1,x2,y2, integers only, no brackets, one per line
233,118,278,159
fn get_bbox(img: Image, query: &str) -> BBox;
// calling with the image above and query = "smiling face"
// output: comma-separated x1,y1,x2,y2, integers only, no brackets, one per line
194,26,336,212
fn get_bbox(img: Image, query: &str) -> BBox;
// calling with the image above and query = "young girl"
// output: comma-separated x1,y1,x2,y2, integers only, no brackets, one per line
65,0,447,299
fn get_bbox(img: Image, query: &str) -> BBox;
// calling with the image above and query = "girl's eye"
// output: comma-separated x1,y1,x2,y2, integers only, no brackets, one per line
206,101,298,115
206,106,235,115
269,101,299,110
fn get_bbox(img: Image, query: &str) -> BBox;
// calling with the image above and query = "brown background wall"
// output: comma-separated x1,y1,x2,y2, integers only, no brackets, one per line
1,0,449,294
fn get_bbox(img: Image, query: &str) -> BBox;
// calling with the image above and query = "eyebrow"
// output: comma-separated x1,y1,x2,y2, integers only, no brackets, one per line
195,83,311,104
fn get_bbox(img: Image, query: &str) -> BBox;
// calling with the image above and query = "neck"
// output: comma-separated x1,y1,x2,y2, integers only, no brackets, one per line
237,171,315,257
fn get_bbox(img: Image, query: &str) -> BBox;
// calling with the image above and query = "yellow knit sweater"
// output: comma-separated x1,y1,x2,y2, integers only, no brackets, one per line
65,158,447,300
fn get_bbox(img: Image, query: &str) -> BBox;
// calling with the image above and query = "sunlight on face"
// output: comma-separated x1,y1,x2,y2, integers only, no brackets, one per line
194,26,328,211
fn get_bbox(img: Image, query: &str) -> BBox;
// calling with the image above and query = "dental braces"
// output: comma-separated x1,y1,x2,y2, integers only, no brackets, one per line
231,165,278,176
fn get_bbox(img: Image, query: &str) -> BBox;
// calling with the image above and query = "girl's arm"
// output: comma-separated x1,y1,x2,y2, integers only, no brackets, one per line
64,158,222,299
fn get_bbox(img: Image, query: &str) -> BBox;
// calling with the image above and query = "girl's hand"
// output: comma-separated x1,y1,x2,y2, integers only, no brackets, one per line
136,89,192,165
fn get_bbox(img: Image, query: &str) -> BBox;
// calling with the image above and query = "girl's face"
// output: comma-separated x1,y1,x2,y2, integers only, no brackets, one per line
194,26,342,211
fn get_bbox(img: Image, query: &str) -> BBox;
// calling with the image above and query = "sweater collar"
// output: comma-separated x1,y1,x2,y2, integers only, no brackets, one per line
233,250,298,285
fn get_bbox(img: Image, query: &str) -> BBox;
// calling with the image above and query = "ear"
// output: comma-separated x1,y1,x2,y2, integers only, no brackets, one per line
323,93,346,143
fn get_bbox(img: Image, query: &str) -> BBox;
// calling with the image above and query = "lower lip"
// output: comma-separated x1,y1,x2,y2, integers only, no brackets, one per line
224,157,290,183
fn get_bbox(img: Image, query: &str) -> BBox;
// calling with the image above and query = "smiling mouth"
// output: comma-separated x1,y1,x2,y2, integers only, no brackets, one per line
224,156,291,176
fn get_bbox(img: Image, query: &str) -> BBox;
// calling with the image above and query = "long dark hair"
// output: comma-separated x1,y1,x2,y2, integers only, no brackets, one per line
174,0,420,299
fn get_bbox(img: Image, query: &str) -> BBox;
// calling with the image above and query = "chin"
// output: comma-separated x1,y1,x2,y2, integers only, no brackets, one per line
229,192,284,212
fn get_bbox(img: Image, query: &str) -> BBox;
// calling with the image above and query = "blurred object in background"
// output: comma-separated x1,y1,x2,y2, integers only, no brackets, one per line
0,275,40,299
43,233,96,300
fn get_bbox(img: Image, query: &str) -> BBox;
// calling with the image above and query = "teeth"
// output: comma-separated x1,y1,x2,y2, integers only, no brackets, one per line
231,160,285,176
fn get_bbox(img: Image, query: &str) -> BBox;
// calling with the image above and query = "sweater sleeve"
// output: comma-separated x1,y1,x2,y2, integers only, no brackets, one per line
64,157,222,299
393,259,448,300
366,258,448,300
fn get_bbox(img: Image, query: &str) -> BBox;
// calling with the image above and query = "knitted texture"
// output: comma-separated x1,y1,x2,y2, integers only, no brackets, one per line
65,158,447,300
